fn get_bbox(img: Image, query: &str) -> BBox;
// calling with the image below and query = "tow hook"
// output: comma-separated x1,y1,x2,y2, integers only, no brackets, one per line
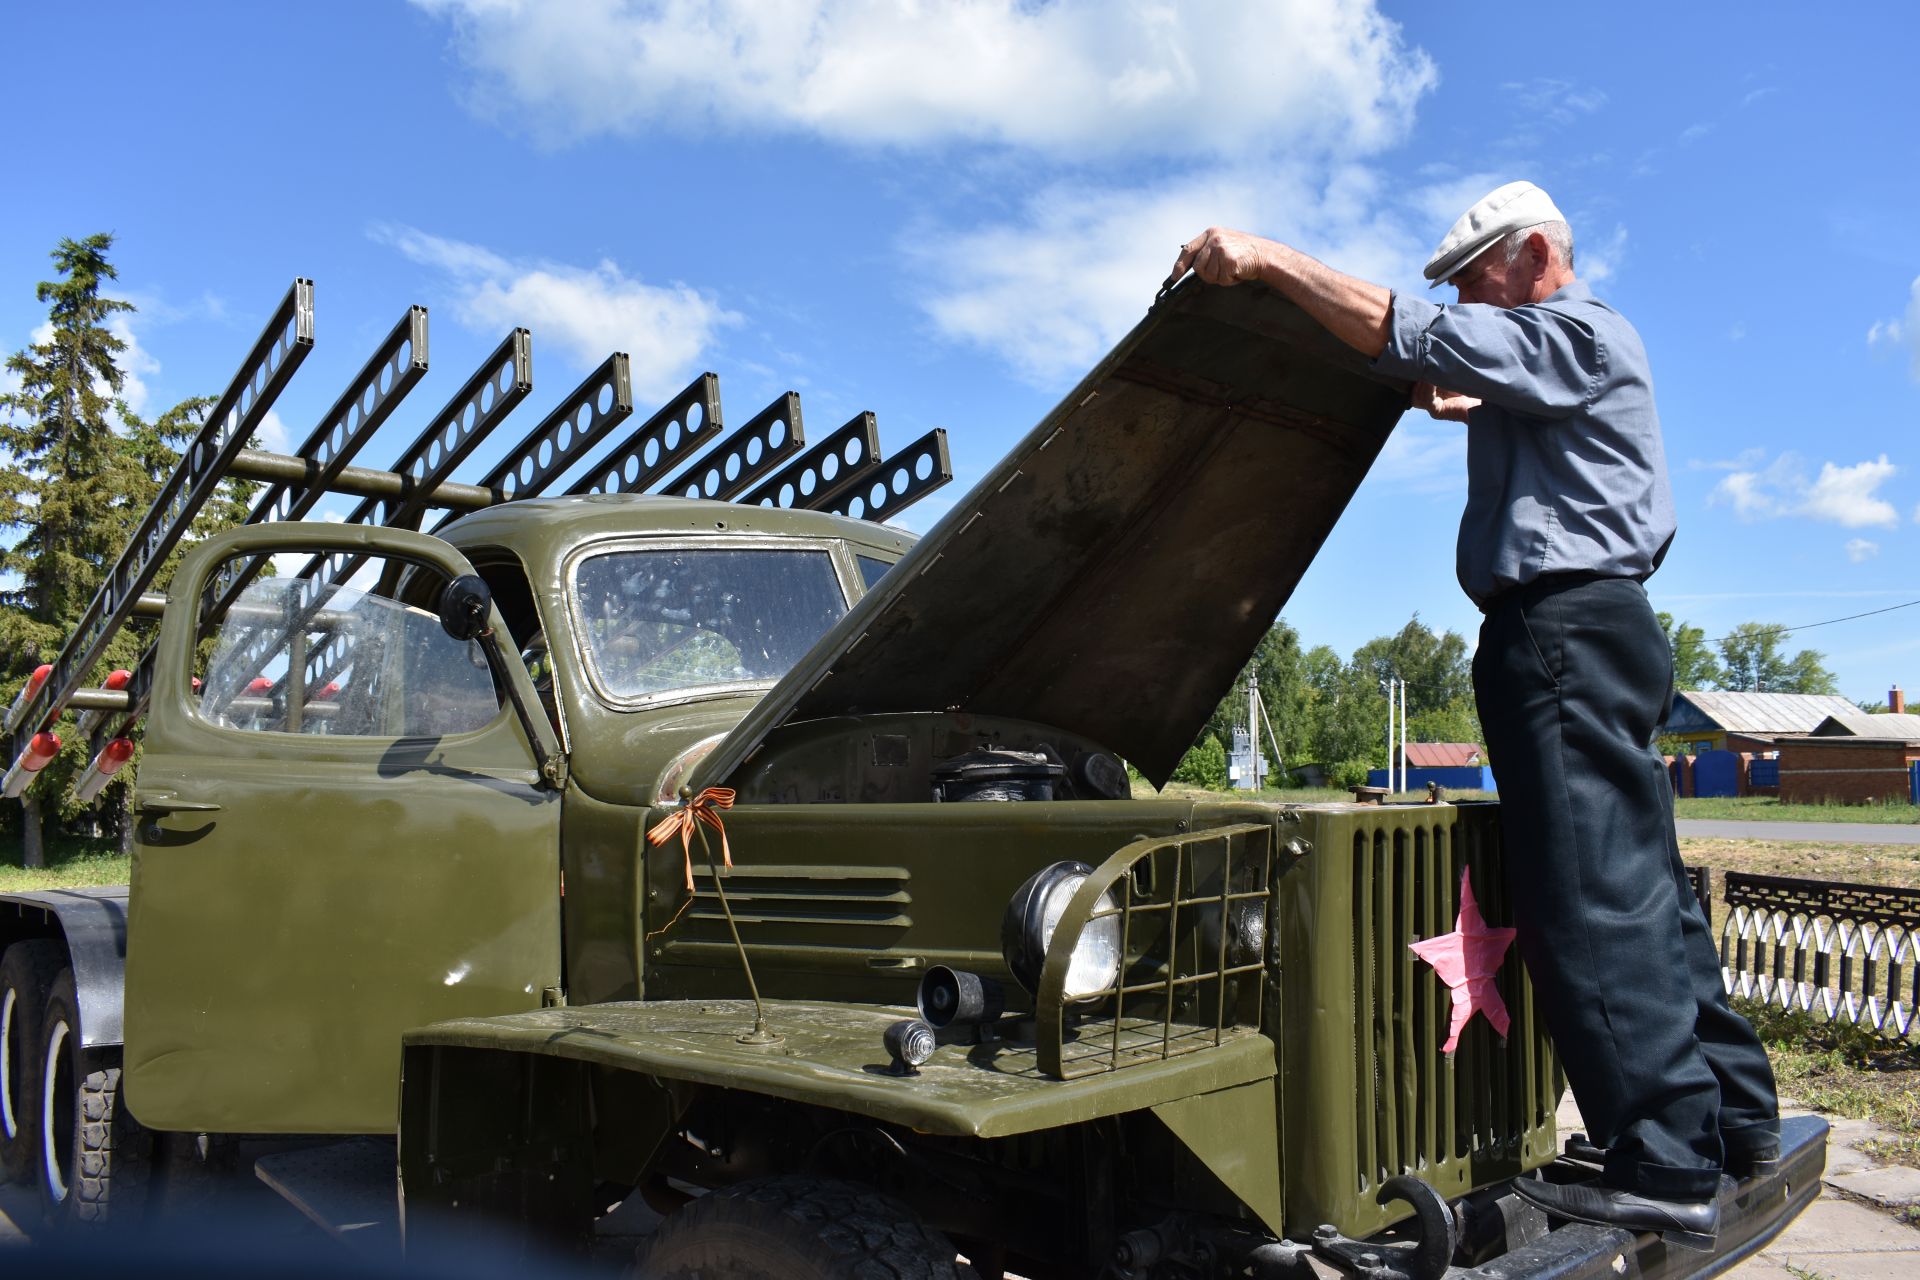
1300,1176,1458,1280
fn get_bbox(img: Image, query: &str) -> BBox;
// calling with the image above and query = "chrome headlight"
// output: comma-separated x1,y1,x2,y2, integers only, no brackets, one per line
1001,861,1122,1002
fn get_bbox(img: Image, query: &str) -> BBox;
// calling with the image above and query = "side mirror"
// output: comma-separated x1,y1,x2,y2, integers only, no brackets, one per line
438,575,493,641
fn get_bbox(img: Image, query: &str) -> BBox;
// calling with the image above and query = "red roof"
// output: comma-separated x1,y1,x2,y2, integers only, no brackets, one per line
1404,742,1483,768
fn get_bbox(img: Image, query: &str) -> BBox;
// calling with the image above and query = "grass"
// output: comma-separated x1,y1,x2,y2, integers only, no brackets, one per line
0,833,130,892
1743,1002,1920,1150
1674,795,1920,824
1679,837,1920,888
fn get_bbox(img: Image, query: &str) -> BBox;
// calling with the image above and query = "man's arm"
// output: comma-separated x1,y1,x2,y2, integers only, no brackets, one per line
1172,228,1392,357
1173,228,1480,422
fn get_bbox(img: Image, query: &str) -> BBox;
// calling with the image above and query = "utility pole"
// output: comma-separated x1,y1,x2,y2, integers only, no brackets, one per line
1246,669,1264,790
1384,676,1408,794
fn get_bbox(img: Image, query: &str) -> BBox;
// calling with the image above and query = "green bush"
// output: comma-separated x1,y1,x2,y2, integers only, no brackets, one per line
1171,734,1230,790
1328,758,1372,790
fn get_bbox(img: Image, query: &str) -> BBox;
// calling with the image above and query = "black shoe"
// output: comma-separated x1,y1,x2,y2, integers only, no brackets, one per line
1724,1137,1779,1180
1563,1132,1778,1180
1512,1177,1719,1252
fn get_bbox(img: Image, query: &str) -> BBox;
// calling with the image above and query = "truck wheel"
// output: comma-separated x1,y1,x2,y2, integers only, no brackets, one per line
2,940,62,1184
633,1176,974,1280
36,969,150,1231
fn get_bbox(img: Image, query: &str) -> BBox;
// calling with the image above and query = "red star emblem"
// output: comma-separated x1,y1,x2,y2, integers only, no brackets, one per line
1408,867,1517,1054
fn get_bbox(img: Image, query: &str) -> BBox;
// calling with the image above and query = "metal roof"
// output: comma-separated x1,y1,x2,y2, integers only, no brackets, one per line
1404,742,1482,768
1810,712,1920,740
1664,690,1861,736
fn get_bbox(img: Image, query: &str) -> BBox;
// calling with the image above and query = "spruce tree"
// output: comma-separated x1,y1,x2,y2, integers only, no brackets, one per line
0,235,232,866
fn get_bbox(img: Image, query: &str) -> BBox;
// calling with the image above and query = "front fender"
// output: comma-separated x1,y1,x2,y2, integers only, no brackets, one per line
402,997,1273,1141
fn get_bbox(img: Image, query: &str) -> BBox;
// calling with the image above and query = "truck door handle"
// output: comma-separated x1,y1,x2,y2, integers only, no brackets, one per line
136,795,222,815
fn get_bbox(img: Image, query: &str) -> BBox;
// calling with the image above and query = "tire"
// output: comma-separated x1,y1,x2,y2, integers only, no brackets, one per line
36,968,150,1232
634,1175,975,1280
1,939,62,1185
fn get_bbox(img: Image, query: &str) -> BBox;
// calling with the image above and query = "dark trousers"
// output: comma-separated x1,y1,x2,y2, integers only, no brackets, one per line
1473,575,1778,1200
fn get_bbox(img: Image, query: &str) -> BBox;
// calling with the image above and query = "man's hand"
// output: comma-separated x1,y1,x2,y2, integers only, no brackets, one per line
1164,225,1393,359
1168,227,1275,290
1413,382,1481,423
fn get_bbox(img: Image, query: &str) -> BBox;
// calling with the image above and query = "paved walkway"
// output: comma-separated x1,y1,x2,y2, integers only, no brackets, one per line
1675,818,1920,844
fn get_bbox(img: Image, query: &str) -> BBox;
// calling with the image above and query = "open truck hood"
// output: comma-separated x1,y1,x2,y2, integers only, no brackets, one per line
703,279,1412,788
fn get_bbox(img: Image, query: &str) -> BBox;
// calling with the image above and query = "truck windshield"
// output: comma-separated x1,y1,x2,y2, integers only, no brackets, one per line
571,547,849,701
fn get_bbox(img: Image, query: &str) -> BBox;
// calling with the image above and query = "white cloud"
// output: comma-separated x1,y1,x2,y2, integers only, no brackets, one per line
106,315,160,418
1502,79,1608,124
1580,224,1628,283
372,224,737,398
1372,416,1467,495
413,0,1436,156
1804,457,1900,528
908,162,1434,384
255,409,293,454
1866,274,1920,381
1710,451,1900,530
1846,538,1880,563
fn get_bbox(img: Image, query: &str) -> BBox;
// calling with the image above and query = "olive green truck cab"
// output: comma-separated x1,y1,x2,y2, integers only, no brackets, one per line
1,279,1822,1277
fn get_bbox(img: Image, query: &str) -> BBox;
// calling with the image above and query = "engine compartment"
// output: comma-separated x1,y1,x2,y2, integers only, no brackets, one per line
725,711,1132,805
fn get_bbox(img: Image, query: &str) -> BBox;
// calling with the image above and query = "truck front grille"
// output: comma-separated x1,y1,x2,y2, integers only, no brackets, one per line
1280,804,1562,1237
1349,814,1559,1187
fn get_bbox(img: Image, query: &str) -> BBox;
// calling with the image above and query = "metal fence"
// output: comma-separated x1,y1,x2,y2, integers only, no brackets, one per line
1702,867,1919,1041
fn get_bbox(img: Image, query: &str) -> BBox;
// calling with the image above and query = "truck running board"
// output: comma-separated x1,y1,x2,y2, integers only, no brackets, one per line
254,1138,399,1254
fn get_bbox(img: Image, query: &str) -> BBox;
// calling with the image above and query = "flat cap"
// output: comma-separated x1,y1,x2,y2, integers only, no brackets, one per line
1424,180,1567,288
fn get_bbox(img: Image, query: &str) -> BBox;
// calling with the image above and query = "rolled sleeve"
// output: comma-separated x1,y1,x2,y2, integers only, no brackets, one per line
1371,290,1606,421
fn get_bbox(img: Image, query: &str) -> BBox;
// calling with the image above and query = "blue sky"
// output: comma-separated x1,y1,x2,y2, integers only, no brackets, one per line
3,2,1917,703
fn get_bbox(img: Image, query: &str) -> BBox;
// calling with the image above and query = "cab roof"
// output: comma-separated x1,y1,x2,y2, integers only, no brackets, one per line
438,492,915,565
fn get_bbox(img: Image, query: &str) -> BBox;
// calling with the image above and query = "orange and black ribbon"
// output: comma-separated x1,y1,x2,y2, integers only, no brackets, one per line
646,786,735,891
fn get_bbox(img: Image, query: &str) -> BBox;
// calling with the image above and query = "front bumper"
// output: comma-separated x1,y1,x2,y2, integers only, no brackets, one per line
1449,1113,1827,1280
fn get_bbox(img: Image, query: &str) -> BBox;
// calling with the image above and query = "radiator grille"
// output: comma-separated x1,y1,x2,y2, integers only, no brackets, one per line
1281,803,1562,1237
1348,815,1558,1192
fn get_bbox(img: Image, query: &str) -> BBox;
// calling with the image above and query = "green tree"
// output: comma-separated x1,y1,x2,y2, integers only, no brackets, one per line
1716,622,1839,695
1350,614,1473,718
0,236,230,864
1657,611,1723,691
1170,732,1230,790
1408,696,1483,750
1302,644,1386,768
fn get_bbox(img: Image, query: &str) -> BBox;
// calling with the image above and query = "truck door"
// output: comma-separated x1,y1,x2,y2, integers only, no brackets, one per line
124,525,565,1134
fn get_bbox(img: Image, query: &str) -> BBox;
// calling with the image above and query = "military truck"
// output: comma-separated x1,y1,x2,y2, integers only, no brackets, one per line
1,277,1822,1278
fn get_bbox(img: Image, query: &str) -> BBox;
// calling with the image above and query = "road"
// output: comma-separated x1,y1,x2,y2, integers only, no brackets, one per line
1674,819,1920,844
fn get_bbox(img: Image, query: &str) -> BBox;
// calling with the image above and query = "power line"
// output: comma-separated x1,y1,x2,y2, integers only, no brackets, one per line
1698,598,1920,649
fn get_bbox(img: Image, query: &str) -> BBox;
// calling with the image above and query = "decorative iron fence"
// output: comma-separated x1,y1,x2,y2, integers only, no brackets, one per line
1711,869,1919,1041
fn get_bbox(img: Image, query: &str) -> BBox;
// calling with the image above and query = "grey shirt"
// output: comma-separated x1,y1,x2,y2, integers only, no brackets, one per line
1372,280,1676,607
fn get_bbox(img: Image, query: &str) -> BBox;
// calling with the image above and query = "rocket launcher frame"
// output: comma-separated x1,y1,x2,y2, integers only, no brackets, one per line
6,278,954,788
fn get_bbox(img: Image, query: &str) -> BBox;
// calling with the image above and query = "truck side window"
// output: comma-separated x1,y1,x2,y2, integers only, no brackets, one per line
195,555,505,738
855,554,893,591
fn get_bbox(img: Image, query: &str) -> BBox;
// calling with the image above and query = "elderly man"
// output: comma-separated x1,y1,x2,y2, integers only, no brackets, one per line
1171,182,1777,1249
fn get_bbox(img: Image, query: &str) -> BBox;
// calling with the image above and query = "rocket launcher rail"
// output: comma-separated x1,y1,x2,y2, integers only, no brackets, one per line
7,277,955,793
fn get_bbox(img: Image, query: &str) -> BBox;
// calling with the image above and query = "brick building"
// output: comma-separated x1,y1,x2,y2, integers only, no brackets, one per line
1776,736,1920,804
1775,690,1920,804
